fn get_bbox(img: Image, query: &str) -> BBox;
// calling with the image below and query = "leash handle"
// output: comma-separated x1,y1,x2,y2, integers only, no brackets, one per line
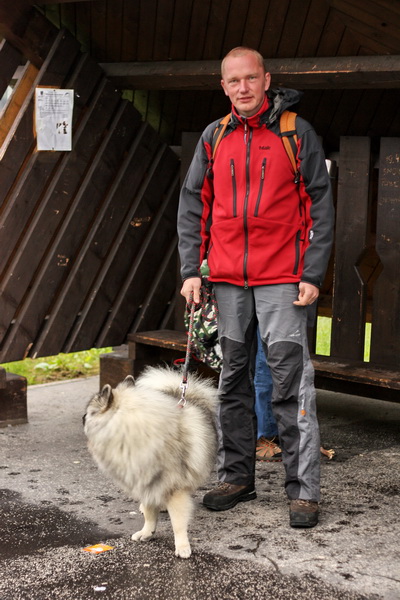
178,293,196,407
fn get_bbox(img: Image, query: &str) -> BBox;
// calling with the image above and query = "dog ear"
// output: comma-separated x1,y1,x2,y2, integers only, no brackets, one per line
123,375,135,387
100,384,114,409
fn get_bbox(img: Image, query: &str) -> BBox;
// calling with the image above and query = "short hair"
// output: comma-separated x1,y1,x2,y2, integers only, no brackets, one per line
221,47,265,78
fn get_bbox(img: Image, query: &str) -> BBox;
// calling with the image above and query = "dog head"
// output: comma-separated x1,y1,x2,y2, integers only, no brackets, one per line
83,375,135,430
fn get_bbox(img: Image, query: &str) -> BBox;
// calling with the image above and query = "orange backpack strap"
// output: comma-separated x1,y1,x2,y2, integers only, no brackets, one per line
212,113,231,160
280,110,300,182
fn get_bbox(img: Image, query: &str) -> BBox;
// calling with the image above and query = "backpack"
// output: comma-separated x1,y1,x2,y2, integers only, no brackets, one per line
211,109,300,183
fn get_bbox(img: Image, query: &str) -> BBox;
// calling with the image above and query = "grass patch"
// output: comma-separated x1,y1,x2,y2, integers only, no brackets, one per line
315,316,332,356
315,317,371,361
0,348,112,385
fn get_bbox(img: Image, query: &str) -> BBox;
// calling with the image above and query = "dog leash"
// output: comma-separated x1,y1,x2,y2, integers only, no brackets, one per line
178,293,196,407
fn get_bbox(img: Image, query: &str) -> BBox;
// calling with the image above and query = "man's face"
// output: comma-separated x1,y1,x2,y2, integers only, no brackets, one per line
221,53,271,118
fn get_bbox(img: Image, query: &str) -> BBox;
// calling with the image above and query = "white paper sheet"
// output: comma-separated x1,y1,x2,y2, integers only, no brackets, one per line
35,88,74,151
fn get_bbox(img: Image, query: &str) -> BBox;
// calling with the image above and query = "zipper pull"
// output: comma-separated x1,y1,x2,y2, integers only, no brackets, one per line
244,281,248,290
244,120,248,144
294,171,300,184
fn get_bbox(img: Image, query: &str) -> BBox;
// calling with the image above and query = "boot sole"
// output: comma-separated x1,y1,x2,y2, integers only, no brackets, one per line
290,513,319,528
203,490,257,511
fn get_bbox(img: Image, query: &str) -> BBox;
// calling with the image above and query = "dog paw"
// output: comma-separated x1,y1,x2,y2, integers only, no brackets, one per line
131,529,154,542
175,543,191,559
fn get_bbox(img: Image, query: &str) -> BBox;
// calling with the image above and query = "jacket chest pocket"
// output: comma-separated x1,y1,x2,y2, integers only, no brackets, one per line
254,158,267,217
230,159,237,217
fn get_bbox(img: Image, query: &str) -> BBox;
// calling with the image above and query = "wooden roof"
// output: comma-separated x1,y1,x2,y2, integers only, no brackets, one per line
38,0,400,61
8,0,400,149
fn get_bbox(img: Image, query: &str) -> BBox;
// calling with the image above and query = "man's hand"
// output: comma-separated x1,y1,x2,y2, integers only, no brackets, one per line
180,277,202,304
293,282,319,306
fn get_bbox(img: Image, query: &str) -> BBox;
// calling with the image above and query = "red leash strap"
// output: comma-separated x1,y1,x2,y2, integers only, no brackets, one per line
178,294,196,407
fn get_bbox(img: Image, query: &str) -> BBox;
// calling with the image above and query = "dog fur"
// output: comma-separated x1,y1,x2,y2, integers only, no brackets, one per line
83,366,218,558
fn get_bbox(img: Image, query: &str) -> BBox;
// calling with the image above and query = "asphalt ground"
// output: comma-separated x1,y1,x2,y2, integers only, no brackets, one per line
1,376,399,600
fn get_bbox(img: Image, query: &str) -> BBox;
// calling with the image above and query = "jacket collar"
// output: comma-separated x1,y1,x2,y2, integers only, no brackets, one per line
231,95,269,128
230,88,304,129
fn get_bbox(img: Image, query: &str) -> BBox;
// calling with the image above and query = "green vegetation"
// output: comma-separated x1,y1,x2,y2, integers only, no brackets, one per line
315,317,371,361
0,348,112,386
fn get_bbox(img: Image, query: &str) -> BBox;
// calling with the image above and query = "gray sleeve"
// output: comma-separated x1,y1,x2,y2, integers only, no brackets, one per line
177,126,214,281
297,118,335,288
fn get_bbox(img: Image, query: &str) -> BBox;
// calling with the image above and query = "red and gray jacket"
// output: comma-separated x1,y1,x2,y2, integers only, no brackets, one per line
178,88,334,289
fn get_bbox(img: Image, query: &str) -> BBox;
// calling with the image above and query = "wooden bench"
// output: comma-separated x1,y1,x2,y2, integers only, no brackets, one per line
99,329,400,402
0,366,28,427
312,355,400,401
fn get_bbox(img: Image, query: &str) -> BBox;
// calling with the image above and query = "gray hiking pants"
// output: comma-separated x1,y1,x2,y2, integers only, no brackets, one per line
214,282,320,502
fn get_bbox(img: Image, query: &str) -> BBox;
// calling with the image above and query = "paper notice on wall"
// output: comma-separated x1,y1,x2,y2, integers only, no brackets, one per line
35,88,74,151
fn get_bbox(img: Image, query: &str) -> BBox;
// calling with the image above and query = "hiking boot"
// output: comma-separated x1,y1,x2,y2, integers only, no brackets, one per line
256,437,282,461
290,499,319,528
203,482,256,511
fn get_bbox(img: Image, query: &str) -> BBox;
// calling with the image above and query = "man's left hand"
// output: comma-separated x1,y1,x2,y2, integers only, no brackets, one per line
293,282,319,306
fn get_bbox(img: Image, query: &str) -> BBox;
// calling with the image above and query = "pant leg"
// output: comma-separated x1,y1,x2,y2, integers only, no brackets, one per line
255,284,320,502
254,328,277,439
213,283,257,486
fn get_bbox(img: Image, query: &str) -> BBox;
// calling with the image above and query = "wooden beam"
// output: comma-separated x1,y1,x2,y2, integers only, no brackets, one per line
100,55,400,90
0,0,33,59
0,0,58,67
33,0,97,3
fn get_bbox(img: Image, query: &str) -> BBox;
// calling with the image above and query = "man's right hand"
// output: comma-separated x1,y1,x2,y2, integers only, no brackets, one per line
180,277,202,304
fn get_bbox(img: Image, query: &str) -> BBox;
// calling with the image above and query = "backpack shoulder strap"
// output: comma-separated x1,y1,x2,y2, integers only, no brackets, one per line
280,110,299,182
211,113,231,160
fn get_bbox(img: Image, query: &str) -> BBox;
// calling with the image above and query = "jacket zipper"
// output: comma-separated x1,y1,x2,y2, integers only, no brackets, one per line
243,122,252,289
254,158,266,217
230,159,237,217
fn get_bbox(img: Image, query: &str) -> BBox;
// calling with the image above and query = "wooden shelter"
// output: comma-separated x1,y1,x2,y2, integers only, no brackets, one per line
0,0,399,423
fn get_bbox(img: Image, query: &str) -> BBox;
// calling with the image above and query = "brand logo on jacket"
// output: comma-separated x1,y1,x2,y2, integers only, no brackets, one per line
259,146,271,150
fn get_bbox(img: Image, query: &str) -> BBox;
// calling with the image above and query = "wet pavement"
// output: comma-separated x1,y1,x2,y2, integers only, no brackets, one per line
1,376,399,599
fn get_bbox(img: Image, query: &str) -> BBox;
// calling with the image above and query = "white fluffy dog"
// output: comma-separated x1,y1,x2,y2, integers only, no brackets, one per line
84,366,218,558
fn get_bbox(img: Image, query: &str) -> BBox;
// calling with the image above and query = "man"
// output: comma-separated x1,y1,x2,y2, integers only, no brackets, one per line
177,47,334,528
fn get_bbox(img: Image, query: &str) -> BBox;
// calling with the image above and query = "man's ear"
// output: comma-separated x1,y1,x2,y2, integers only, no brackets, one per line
221,79,229,96
264,72,271,91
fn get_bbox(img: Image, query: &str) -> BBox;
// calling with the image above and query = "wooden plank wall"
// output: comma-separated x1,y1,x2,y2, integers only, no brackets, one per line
328,136,400,370
0,13,180,363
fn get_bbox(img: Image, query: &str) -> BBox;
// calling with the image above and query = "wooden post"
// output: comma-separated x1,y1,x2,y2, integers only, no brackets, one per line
331,137,370,361
370,138,400,367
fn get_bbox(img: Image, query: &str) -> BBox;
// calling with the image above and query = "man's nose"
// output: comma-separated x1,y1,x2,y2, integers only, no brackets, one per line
238,79,249,92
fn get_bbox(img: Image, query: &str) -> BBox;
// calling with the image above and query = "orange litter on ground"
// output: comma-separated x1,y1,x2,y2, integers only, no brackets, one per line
83,543,114,554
